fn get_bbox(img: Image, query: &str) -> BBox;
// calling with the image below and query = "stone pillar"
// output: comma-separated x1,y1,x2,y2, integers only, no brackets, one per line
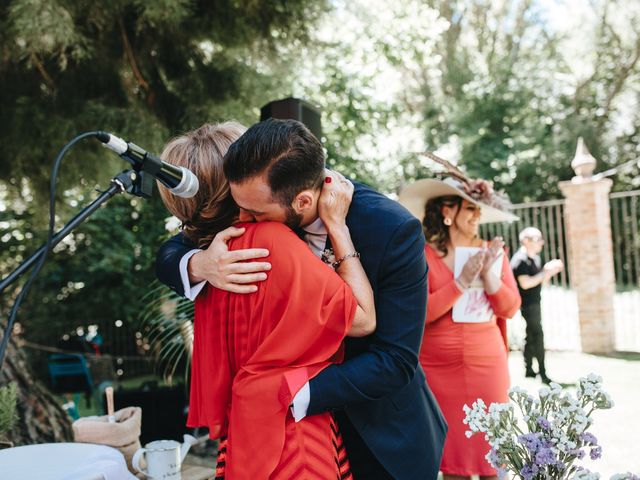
559,139,616,353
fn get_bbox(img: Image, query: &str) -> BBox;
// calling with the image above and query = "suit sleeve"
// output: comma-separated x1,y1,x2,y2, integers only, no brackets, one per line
155,232,196,297
307,217,428,414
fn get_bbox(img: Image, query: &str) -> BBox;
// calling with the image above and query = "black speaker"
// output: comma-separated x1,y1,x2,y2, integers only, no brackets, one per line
112,383,188,444
260,97,322,140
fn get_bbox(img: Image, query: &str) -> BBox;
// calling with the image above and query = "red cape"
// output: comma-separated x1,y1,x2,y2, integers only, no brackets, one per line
187,222,356,479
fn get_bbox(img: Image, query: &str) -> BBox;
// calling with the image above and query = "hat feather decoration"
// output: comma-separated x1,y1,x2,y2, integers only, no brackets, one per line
417,151,512,211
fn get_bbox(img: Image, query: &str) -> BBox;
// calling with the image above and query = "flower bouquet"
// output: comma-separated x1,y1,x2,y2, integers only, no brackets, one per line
463,374,636,480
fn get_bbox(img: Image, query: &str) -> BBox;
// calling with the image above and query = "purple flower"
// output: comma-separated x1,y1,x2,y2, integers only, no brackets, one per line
569,448,586,459
487,448,500,468
580,432,598,445
536,416,551,430
535,447,557,466
590,445,603,460
520,464,540,480
518,433,541,453
539,437,553,450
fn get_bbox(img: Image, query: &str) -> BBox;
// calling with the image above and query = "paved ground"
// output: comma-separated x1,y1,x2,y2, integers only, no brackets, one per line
186,350,640,477
508,350,640,478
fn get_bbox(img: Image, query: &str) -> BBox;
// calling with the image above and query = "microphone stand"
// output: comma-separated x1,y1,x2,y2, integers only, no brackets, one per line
0,169,147,294
0,130,163,368
0,170,153,293
0,169,154,367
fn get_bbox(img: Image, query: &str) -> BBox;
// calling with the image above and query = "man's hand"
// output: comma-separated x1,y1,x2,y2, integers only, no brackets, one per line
543,259,564,277
188,226,271,293
318,169,354,233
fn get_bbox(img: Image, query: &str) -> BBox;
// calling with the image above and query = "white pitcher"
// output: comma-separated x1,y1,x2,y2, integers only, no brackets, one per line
132,434,197,479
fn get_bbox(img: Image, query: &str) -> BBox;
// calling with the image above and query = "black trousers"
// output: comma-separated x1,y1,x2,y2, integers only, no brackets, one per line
522,303,546,376
335,411,395,480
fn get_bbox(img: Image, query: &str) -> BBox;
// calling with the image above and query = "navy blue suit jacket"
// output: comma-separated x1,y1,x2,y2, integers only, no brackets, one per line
156,182,447,479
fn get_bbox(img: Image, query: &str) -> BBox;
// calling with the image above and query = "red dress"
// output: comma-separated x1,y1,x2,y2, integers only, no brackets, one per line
420,245,521,476
187,222,356,480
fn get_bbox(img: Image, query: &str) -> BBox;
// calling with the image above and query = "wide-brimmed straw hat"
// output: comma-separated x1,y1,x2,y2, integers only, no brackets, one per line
399,177,519,224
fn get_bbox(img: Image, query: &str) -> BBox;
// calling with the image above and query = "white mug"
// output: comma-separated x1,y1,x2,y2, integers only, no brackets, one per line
132,439,182,479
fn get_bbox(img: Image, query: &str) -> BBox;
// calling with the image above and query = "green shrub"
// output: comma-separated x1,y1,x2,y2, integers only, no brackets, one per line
0,383,18,439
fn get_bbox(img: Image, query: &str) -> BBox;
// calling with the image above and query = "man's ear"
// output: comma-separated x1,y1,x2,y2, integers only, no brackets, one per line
292,190,315,214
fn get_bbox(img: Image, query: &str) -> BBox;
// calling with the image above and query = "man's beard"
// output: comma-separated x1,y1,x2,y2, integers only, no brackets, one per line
284,205,303,231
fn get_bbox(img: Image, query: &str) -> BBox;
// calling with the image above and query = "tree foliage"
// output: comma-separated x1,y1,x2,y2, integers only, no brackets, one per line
1,0,326,199
290,0,640,201
0,0,326,345
2,0,640,356
406,0,640,201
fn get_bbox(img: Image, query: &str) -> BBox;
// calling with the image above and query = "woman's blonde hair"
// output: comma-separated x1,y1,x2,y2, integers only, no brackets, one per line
158,122,246,248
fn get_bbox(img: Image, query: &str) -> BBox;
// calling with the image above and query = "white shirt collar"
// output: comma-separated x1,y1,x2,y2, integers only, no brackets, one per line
303,217,327,235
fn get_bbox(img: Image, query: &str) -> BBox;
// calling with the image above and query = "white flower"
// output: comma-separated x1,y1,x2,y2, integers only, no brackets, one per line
509,386,527,395
465,374,612,480
573,469,601,480
610,474,640,480
549,382,563,393
586,373,603,383
601,392,615,408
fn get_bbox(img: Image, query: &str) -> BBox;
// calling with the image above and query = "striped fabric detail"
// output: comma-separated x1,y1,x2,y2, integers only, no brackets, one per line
332,416,352,480
214,414,352,479
215,438,227,480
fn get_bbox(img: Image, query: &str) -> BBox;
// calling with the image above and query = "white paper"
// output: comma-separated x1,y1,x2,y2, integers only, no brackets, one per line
452,247,503,323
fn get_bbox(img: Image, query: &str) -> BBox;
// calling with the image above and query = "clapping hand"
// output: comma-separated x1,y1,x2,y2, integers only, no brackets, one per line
457,250,485,289
480,237,505,277
543,259,564,277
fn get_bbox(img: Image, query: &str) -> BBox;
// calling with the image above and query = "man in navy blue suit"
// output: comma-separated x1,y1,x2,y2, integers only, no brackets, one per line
156,119,446,479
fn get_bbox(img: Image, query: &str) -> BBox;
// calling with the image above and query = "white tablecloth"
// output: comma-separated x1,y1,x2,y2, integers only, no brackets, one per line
0,443,138,480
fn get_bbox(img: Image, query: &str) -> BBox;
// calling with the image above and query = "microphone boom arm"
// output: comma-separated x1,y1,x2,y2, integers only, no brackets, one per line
0,170,139,294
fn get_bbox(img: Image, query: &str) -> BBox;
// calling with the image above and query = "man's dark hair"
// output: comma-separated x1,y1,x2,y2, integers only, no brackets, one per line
223,118,325,206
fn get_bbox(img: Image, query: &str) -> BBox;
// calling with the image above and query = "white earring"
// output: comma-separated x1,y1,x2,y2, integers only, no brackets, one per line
444,217,452,226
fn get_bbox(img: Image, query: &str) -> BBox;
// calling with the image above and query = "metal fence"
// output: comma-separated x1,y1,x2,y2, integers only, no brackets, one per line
481,199,571,288
610,191,640,288
95,318,155,379
479,191,640,352
36,318,156,381
609,190,640,352
480,199,580,351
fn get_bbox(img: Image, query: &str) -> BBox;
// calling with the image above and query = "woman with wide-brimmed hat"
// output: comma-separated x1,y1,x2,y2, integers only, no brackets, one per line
399,162,521,480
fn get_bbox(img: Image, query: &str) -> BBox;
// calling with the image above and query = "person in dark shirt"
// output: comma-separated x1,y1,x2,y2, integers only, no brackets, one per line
510,227,564,384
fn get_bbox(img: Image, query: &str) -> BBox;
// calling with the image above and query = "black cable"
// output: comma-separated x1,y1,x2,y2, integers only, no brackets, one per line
0,131,104,368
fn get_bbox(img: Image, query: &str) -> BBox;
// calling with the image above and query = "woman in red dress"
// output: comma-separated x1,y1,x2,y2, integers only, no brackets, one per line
158,122,375,480
400,171,521,480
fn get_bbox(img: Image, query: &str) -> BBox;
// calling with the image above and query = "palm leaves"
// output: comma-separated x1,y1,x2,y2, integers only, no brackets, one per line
138,281,194,383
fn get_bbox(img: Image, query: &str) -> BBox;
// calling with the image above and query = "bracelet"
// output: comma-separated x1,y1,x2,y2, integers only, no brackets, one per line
332,251,361,270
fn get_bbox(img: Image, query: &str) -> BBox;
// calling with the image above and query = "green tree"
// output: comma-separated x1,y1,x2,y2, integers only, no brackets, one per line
411,0,640,201
1,0,326,200
0,0,327,351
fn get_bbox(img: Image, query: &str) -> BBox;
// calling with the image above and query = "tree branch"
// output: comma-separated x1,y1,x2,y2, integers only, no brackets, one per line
602,35,640,117
30,54,55,89
118,18,153,103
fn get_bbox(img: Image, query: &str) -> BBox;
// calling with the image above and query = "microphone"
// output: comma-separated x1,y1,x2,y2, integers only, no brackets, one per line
96,132,199,198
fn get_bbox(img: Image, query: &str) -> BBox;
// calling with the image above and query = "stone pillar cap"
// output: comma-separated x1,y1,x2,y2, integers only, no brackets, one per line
571,137,597,179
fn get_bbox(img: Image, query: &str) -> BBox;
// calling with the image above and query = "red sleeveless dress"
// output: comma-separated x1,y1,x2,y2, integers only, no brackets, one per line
187,222,356,480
